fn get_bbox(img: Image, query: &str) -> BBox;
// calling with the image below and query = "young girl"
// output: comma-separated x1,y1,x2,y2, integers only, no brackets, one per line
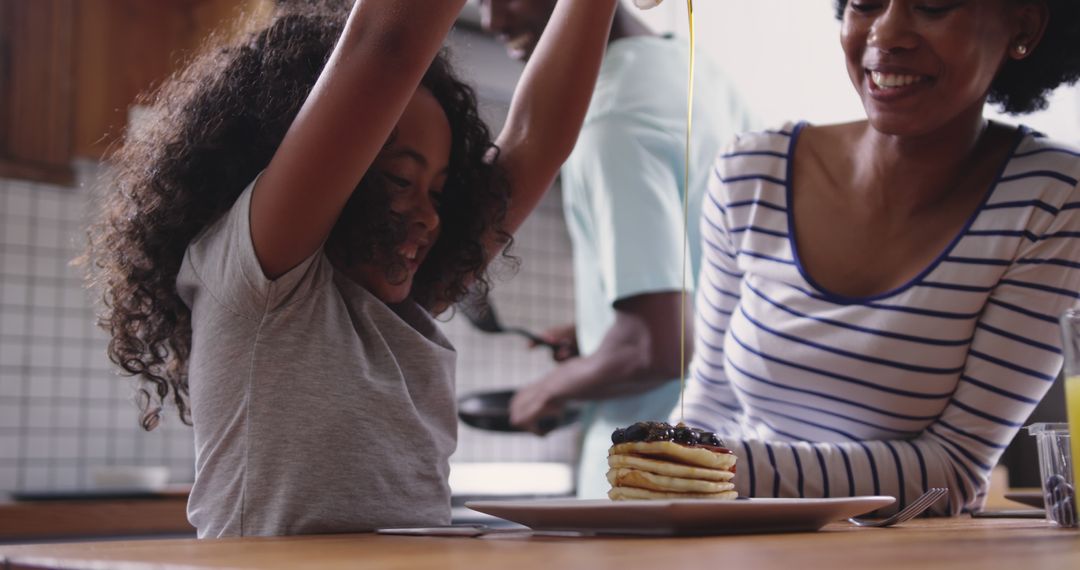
86,0,617,537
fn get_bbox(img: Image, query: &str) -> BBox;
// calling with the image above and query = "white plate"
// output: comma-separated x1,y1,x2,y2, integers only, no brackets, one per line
466,496,895,536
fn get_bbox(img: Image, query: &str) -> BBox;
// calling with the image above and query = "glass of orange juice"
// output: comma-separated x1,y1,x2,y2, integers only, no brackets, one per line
1060,309,1080,528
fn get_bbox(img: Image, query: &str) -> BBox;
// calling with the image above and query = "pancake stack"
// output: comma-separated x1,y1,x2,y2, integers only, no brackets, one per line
607,421,737,500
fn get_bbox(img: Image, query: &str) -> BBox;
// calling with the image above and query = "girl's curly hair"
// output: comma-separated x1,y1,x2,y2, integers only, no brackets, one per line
84,3,511,429
834,0,1080,114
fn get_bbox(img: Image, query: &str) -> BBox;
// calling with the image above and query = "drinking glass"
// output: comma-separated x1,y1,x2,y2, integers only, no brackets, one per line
1059,309,1080,529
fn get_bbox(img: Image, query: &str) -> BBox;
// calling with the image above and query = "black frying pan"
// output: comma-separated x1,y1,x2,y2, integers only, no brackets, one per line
457,389,581,433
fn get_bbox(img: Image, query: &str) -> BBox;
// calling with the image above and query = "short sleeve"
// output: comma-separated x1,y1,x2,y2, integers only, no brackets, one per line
177,176,327,318
567,116,692,306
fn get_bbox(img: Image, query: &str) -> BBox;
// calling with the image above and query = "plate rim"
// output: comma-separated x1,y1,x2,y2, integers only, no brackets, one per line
465,495,897,536
466,495,896,509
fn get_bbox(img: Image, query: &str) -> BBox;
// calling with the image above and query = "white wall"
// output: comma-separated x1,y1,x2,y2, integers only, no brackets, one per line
635,0,1080,142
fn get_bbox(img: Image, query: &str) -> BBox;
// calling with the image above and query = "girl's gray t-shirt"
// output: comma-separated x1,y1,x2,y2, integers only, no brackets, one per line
175,181,457,538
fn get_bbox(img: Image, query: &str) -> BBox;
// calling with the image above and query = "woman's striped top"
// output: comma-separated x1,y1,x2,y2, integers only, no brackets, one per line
678,121,1080,514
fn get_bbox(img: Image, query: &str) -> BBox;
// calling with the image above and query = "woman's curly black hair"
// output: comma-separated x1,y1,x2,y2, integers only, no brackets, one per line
84,2,511,429
834,0,1080,114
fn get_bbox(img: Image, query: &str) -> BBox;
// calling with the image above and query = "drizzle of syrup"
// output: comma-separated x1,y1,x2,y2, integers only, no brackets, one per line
678,0,695,423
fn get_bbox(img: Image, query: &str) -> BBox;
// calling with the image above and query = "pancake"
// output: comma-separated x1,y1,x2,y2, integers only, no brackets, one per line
609,440,737,470
606,421,738,501
607,454,735,481
608,486,739,501
607,467,736,494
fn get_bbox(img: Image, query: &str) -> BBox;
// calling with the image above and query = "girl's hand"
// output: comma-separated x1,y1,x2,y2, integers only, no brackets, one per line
633,0,664,9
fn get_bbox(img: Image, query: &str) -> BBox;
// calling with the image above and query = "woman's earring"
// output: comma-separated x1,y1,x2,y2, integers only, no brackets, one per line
1015,44,1029,57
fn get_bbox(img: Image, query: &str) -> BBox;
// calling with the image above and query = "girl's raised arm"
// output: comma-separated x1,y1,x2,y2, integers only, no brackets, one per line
251,0,466,279
492,0,618,246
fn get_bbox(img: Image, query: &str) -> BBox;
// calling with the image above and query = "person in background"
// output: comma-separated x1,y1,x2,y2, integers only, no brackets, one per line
85,0,617,536
480,0,757,498
682,0,1080,515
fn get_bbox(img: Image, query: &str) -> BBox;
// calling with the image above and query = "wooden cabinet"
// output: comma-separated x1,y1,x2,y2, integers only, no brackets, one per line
74,0,273,161
0,0,271,186
0,0,76,185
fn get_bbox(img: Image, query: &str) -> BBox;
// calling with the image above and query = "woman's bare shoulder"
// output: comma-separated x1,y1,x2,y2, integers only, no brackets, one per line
799,120,864,150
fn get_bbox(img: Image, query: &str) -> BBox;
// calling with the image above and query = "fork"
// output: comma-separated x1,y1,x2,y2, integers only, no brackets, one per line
848,487,949,527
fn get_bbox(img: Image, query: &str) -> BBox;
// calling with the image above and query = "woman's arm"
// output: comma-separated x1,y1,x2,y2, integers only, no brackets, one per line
694,179,1080,515
492,0,619,245
251,0,466,279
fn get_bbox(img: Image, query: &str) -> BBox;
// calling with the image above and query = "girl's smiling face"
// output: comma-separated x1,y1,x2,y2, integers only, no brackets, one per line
841,0,1030,136
346,88,451,304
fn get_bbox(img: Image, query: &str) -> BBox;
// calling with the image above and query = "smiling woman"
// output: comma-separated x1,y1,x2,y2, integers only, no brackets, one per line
677,0,1080,517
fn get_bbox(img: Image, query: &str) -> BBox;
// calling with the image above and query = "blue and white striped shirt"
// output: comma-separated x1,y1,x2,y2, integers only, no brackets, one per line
678,121,1080,514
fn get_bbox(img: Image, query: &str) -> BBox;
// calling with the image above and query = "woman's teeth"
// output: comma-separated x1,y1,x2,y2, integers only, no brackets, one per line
870,71,926,89
399,246,419,261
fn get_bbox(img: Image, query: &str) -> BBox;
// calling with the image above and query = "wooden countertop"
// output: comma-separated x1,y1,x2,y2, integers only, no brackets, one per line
0,490,194,541
1,517,1077,570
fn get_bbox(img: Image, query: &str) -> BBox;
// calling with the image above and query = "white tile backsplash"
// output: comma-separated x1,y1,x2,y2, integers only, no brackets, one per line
33,223,62,249
53,402,83,429
0,346,26,367
0,374,21,399
26,379,55,399
0,313,27,336
0,401,22,427
4,221,32,247
0,467,18,491
1,281,29,305
54,435,79,458
83,434,109,459
0,435,19,458
26,402,56,429
58,345,82,368
27,344,57,369
36,192,66,222
25,435,52,460
22,465,52,490
52,466,79,488
30,315,55,337
1,252,31,276
3,184,34,216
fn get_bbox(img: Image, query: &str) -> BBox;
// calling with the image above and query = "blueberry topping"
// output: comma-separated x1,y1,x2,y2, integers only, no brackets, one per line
610,421,725,448
624,422,649,442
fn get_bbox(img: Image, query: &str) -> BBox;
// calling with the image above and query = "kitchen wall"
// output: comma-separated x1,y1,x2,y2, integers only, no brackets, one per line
639,0,1080,141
